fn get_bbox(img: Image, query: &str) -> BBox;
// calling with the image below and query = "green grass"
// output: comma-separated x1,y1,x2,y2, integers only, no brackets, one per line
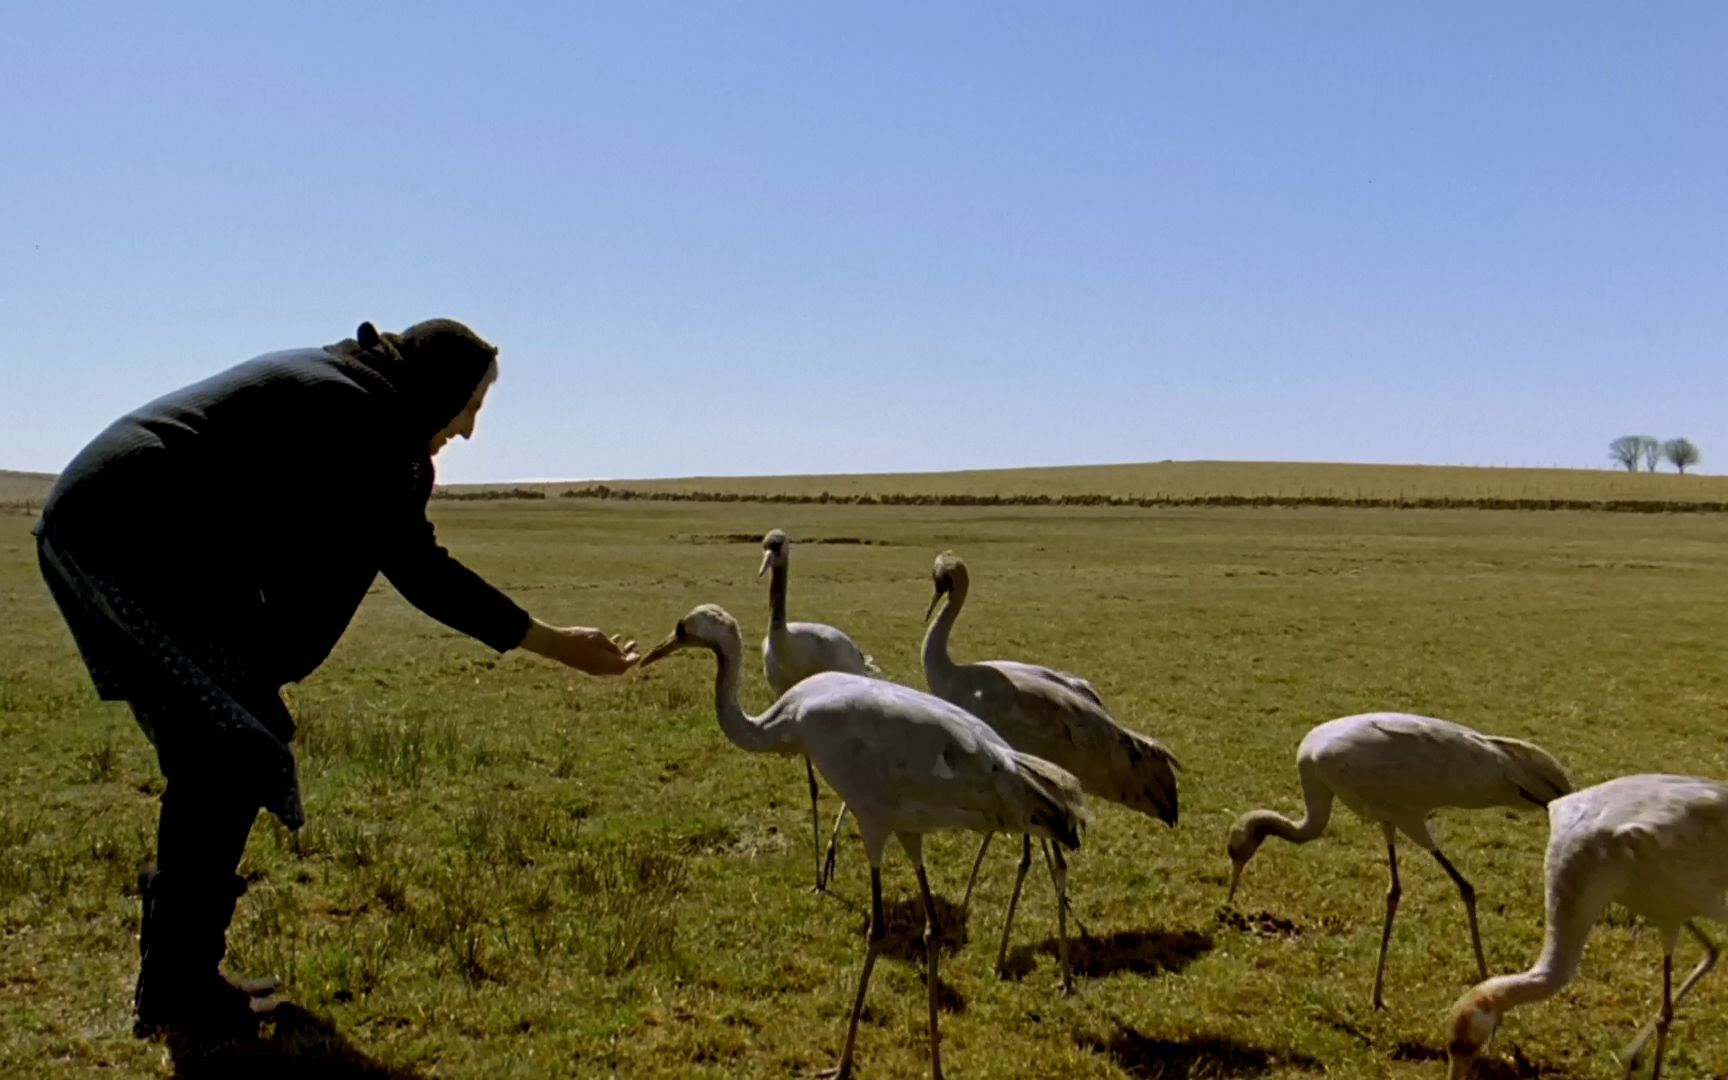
0,469,55,506
4,499,1728,1077
444,459,1728,505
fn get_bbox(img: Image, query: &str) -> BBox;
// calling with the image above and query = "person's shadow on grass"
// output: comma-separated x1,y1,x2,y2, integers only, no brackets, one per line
165,1003,424,1080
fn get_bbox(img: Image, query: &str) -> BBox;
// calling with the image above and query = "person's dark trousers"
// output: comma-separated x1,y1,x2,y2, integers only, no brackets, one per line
132,706,275,1033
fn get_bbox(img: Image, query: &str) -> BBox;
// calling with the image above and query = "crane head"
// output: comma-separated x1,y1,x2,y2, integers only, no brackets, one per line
1224,813,1271,906
1444,988,1502,1079
759,529,789,577
641,604,743,666
926,551,969,622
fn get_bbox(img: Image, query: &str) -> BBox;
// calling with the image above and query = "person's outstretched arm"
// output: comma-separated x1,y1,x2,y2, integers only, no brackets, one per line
381,509,637,676
518,619,638,674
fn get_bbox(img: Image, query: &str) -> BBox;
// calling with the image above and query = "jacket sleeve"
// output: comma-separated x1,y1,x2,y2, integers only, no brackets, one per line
378,501,533,653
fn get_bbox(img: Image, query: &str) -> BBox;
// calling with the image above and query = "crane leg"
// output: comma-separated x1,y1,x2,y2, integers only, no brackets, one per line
820,803,848,890
1371,825,1401,1011
1042,839,1074,995
820,866,884,1080
995,835,1033,977
958,832,993,920
1645,949,1675,1080
1040,839,1091,938
1622,922,1719,1075
915,861,945,1080
1431,848,1487,980
806,757,827,893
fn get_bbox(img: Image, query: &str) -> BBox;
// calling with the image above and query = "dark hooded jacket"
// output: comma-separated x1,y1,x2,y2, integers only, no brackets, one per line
34,320,531,698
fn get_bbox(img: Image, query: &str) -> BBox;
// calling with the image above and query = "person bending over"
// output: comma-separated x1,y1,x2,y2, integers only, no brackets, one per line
34,318,637,1034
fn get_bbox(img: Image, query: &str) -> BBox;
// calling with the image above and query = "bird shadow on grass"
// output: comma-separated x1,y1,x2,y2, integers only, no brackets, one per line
1076,1016,1322,1079
163,1003,425,1080
1001,926,1214,982
1390,1040,1576,1080
862,894,971,1014
877,893,971,961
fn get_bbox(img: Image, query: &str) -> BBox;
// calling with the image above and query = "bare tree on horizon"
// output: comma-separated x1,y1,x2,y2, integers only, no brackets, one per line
1662,437,1701,474
1609,435,1658,472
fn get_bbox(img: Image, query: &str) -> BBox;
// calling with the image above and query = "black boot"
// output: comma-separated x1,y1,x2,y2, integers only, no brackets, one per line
134,866,279,1036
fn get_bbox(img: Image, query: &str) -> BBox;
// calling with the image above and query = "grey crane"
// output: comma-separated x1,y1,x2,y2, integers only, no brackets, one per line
641,604,1087,1080
921,551,1178,992
1448,773,1728,1080
758,528,881,891
1226,712,1572,1009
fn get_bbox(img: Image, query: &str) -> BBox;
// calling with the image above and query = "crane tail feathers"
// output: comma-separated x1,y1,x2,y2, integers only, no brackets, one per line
1013,752,1089,851
1486,735,1574,807
1117,730,1181,826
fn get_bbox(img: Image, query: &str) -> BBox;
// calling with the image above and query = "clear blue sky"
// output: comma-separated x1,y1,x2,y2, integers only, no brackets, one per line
4,3,1723,482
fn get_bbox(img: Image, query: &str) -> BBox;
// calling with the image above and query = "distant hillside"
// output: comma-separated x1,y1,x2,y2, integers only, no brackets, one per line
440,460,1728,508
16,461,1726,513
0,470,55,506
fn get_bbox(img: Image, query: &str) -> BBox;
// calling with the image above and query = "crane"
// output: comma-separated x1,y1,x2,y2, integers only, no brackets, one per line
1226,712,1571,1009
641,603,1087,1080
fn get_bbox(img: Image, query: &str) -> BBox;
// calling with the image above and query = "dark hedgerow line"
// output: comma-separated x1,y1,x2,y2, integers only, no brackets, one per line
537,484,1728,514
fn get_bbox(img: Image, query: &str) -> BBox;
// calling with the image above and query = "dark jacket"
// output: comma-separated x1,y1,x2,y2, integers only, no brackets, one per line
35,332,531,697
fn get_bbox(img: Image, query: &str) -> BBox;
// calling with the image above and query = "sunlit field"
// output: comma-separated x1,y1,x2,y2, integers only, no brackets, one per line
443,460,1728,507
4,496,1727,1078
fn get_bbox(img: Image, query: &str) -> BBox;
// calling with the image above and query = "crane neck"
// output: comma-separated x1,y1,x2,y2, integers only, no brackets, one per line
1249,771,1334,847
1467,966,1572,1020
767,561,789,630
1470,871,1598,1012
708,636,784,755
1247,808,1325,846
921,579,968,683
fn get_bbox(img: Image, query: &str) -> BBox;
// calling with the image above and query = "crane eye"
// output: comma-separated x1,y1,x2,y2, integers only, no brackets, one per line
675,623,687,641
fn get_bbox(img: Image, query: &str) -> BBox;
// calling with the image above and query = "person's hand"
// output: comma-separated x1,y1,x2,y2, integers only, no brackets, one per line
520,620,639,675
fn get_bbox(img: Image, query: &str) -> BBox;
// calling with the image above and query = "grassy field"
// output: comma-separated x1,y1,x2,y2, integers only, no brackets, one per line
4,499,1728,1078
444,460,1728,506
0,470,55,506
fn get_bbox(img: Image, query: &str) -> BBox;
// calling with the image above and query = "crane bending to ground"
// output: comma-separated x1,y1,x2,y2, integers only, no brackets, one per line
1447,773,1728,1080
921,551,1178,992
757,528,880,891
1226,712,1572,1009
640,604,1087,1080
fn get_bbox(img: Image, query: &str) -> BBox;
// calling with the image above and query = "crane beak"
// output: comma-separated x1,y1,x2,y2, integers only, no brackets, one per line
1225,861,1244,907
639,631,684,668
924,579,950,623
757,550,773,578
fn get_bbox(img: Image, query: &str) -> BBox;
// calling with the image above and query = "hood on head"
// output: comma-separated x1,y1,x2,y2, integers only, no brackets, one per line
329,318,499,443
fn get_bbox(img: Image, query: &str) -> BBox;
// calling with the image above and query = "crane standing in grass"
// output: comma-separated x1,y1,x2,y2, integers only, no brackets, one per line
920,551,1179,992
640,604,1087,1080
1447,774,1728,1080
757,529,881,892
1225,712,1573,1009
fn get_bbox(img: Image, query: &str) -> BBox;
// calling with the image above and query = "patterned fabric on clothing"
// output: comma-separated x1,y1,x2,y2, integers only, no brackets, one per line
38,535,304,829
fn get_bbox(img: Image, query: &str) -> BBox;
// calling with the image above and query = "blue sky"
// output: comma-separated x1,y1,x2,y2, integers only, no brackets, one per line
4,3,1723,482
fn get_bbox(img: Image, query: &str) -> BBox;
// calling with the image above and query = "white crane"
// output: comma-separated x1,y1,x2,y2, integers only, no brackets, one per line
640,604,1087,1080
1226,712,1572,1009
1447,773,1728,1080
921,551,1179,992
757,528,881,891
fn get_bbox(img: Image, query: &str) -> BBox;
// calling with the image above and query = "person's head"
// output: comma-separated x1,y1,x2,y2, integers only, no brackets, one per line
343,319,501,453
429,358,499,456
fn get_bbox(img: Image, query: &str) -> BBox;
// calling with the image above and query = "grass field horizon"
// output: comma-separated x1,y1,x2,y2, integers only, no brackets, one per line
459,459,1728,508
5,497,1728,1077
10,459,1728,512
